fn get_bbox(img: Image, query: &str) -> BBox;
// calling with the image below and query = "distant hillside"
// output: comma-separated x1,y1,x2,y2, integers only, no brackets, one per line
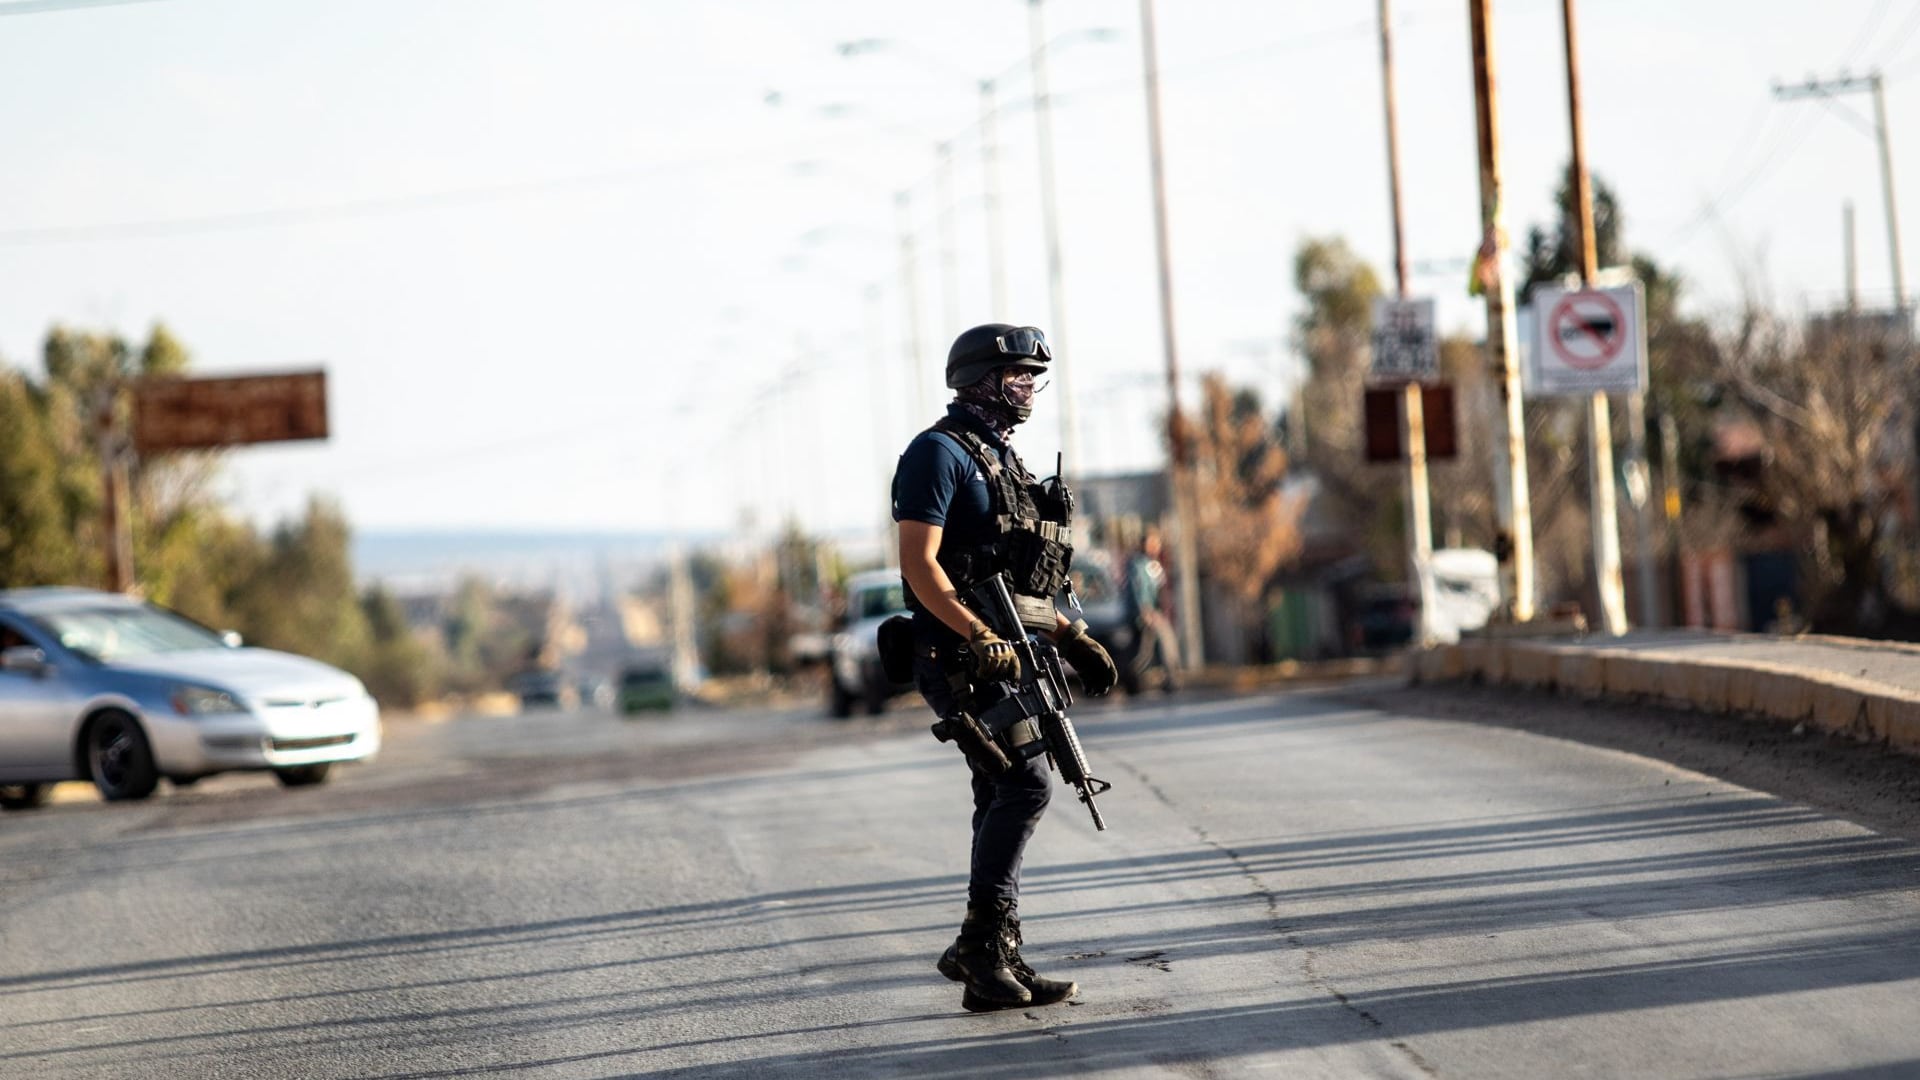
352,531,692,591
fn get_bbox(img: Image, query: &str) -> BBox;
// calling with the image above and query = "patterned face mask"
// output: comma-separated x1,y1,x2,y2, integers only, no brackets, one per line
958,368,1047,432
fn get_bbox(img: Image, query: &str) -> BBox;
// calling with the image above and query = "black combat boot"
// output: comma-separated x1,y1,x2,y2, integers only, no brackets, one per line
938,901,1078,1009
936,899,1031,1012
1002,911,1078,1006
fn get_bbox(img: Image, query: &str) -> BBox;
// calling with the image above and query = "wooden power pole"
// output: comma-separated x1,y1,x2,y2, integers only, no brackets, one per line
1379,0,1435,642
1467,0,1536,621
1560,0,1629,635
1138,0,1205,669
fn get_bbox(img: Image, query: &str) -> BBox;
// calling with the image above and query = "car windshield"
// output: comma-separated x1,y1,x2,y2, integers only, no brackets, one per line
30,604,226,662
854,584,906,620
622,668,668,687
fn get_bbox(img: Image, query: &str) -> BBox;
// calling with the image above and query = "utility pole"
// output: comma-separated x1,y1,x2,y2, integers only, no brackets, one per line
980,79,1010,318
1659,409,1683,622
1138,0,1204,669
866,283,899,567
1845,199,1859,311
1773,73,1905,311
1028,0,1084,479
92,385,134,594
1873,74,1906,312
1468,0,1536,621
1559,0,1628,635
668,543,700,692
1626,391,1658,624
1379,0,1434,643
895,190,927,418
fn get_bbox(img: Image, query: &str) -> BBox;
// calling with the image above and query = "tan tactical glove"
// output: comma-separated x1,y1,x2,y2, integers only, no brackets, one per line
1059,619,1119,697
966,620,1021,683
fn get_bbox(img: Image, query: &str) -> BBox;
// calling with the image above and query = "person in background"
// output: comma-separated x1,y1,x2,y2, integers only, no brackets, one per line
1123,526,1181,694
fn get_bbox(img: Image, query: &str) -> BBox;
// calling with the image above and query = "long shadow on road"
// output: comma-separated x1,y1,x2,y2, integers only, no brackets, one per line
7,789,1920,1077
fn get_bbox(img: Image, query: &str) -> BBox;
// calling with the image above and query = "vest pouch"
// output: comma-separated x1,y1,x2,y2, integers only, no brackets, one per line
876,615,917,684
1013,592,1060,633
1007,526,1074,601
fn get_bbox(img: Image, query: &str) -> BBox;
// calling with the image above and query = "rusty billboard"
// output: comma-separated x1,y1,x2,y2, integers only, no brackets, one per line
133,370,329,454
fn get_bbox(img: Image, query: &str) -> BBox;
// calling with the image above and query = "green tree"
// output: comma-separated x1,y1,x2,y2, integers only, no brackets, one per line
229,498,372,672
1292,236,1402,576
0,367,90,586
358,585,441,707
1521,167,1625,298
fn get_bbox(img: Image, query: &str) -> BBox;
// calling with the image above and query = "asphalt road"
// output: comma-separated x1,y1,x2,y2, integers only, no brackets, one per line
3,686,1919,1078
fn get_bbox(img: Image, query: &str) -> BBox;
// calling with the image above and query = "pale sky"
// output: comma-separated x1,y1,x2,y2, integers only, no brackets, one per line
0,0,1914,538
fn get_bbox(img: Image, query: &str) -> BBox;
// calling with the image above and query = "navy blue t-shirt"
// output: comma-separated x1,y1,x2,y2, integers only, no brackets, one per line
891,405,1017,644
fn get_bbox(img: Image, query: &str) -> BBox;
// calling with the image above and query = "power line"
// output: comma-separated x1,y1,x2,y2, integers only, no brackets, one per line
1664,0,1895,248
1839,0,1893,64
0,130,910,248
1868,0,1920,67
0,0,164,15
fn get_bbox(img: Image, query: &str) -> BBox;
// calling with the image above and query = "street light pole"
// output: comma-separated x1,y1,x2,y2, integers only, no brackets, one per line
980,79,1010,318
1027,0,1084,481
1137,0,1204,669
936,141,961,345
895,190,928,419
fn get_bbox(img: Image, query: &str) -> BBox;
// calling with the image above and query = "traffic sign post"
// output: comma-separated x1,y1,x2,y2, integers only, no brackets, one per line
1369,292,1438,642
96,370,331,594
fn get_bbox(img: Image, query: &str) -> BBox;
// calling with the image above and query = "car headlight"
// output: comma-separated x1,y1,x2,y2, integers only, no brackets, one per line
172,685,248,716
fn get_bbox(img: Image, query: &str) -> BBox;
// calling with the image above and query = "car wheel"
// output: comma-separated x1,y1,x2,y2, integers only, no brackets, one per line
86,712,160,802
274,763,333,788
829,677,855,719
0,783,52,810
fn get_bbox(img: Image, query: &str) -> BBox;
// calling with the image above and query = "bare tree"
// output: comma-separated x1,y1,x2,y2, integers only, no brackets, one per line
1191,373,1303,601
1714,312,1914,633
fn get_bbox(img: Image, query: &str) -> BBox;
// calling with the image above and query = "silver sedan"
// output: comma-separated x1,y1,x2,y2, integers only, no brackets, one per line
0,587,380,807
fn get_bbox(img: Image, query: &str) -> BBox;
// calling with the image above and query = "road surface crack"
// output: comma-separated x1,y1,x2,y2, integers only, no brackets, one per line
1109,752,1441,1078
1125,950,1173,972
1023,1012,1071,1042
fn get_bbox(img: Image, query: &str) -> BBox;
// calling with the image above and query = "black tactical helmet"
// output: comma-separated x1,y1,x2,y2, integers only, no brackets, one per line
945,323,1052,389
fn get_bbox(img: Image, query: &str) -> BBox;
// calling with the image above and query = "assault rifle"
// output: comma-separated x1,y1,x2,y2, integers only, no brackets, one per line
967,573,1113,831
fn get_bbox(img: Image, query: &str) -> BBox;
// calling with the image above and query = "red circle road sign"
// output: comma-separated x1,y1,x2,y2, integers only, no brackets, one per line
1547,291,1628,371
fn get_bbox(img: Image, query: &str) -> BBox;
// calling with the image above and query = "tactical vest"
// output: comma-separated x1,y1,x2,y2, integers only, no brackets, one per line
907,416,1075,631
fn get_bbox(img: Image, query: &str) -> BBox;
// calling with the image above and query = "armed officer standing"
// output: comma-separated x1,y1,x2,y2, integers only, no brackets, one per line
890,323,1119,1013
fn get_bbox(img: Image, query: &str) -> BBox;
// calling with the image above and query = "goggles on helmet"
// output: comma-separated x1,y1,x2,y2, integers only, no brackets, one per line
995,327,1051,362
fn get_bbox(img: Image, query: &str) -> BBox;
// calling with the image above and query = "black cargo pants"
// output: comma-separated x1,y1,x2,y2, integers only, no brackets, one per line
915,651,1052,907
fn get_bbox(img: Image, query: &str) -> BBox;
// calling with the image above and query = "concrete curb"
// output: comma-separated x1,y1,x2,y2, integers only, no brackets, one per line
1412,636,1920,756
1189,655,1405,692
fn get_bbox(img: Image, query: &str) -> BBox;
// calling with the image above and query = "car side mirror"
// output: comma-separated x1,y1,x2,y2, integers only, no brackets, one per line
220,630,244,648
0,645,48,676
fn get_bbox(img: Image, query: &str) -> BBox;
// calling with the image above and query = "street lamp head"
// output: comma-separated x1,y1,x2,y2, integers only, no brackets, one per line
837,38,891,58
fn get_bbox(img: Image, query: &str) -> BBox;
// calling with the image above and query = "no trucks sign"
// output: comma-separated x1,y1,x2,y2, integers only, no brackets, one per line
1526,283,1646,397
